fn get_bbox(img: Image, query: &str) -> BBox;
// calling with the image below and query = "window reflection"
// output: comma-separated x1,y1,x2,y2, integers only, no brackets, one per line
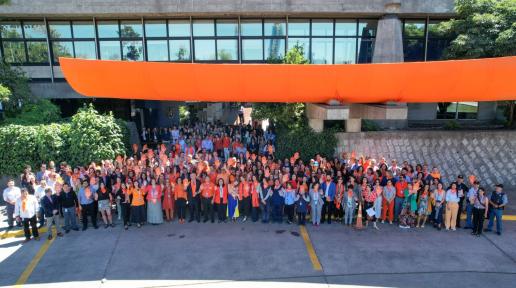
193,20,214,37
99,40,121,60
358,20,377,37
312,20,333,36
357,38,374,63
74,41,96,59
27,41,48,62
241,20,262,36
288,38,309,59
2,41,25,63
169,20,191,37
120,21,142,38
242,39,263,60
264,20,285,36
335,20,356,36
72,21,95,38
0,22,23,38
170,39,191,61
49,22,72,39
216,20,238,36
217,39,238,61
335,38,356,64
147,40,168,61
52,41,73,62
288,20,309,36
311,38,333,64
23,22,46,38
194,39,215,60
436,102,478,119
122,40,143,61
265,38,285,61
98,21,119,38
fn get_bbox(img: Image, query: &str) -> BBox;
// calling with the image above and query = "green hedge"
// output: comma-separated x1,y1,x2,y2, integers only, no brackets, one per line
0,105,127,176
275,127,337,162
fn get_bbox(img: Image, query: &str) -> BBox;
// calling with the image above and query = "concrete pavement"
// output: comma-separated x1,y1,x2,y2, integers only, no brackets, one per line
1,206,516,288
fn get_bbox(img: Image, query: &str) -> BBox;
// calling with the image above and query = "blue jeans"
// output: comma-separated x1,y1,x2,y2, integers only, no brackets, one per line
465,203,474,228
487,208,503,233
261,203,271,223
63,206,78,230
394,197,404,221
344,206,354,225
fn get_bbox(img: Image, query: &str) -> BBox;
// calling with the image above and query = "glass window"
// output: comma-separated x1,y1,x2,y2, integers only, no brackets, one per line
145,20,167,37
436,102,477,119
358,19,378,37
264,38,285,61
99,40,121,60
0,22,23,38
168,20,191,37
240,20,262,36
357,38,374,63
427,38,450,61
72,21,95,38
264,20,285,36
288,20,309,36
27,41,48,63
335,20,356,36
193,20,214,37
312,20,333,36
74,41,96,59
217,39,238,61
23,22,46,38
334,38,356,64
120,21,142,38
311,38,333,64
49,21,72,39
241,39,263,61
428,20,446,38
122,40,143,61
287,38,309,59
146,40,168,61
194,39,215,60
52,41,73,62
97,21,119,38
170,39,191,61
216,20,238,36
403,39,425,62
404,20,425,38
2,41,26,63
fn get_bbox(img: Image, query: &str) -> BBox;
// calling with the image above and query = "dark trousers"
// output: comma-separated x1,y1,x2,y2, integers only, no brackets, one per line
81,203,97,228
239,197,251,218
261,203,271,223
321,199,334,223
456,197,464,228
121,203,131,226
176,199,187,220
334,204,343,219
202,197,214,222
6,203,20,227
272,203,283,223
189,195,201,222
251,206,260,222
22,216,39,239
297,212,306,225
285,204,295,222
217,203,227,221
472,207,485,235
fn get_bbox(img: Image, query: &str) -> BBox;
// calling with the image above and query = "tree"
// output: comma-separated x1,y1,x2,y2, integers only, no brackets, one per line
0,62,34,115
119,26,143,61
439,0,516,126
251,43,308,130
176,47,188,61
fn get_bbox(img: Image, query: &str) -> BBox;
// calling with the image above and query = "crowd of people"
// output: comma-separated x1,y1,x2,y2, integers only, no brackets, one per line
2,122,509,243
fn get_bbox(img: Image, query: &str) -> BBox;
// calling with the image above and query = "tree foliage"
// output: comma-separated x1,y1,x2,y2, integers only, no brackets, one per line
439,0,516,127
0,62,34,114
275,127,338,163
2,99,61,125
252,43,308,130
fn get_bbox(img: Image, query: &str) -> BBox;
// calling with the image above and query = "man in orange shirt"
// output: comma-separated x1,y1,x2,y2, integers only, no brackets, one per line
200,176,215,223
394,176,407,222
222,133,231,161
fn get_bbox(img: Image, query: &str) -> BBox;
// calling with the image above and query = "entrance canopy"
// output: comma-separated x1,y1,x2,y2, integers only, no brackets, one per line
60,56,516,103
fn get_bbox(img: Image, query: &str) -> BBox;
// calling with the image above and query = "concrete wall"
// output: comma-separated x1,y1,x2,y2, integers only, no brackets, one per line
30,82,86,99
0,0,455,17
408,102,498,121
336,130,516,189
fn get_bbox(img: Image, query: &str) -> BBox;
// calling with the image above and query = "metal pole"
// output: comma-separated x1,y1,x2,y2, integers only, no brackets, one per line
43,17,55,83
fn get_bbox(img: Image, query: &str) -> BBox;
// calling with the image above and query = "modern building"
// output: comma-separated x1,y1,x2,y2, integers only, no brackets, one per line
0,0,501,131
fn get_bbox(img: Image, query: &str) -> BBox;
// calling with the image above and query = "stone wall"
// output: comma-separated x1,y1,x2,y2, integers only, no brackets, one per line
335,130,516,189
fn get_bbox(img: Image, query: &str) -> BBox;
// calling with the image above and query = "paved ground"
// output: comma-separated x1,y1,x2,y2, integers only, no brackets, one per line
1,205,516,288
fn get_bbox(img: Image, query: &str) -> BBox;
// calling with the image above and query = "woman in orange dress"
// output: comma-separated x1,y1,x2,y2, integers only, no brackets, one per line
162,180,174,222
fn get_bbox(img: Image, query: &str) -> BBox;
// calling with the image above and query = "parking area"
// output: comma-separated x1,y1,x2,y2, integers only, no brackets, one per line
1,207,516,288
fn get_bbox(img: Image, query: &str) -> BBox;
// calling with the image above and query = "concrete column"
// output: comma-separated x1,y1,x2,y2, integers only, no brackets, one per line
346,119,362,132
372,14,403,63
308,118,324,133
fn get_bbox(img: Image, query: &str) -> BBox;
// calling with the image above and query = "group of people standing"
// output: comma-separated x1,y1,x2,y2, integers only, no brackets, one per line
2,122,509,243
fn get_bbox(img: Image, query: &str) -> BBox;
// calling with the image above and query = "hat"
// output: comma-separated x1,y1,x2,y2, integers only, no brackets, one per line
457,175,464,179
495,184,504,188
473,180,480,185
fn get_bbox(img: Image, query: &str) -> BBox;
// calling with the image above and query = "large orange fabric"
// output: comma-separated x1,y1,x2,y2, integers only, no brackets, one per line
59,57,516,103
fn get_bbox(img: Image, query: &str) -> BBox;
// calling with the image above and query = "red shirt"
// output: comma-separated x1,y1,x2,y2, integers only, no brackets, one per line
200,182,215,198
395,181,407,198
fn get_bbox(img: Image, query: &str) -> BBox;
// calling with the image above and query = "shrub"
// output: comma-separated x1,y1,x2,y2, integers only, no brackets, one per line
66,105,127,167
361,119,381,131
1,99,61,125
275,126,337,162
444,120,461,130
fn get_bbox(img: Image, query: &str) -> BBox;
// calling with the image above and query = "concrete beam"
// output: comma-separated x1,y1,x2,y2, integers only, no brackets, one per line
0,0,455,17
346,118,362,132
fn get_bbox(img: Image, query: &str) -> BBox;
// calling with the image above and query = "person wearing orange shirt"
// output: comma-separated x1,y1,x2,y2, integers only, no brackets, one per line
238,175,251,222
250,175,262,222
174,177,187,224
213,178,228,223
200,176,215,223
128,181,146,228
188,172,201,223
222,133,231,161
145,178,163,225
162,181,174,222
394,176,408,222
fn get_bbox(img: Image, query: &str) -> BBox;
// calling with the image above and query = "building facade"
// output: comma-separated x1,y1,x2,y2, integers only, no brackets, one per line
0,0,500,131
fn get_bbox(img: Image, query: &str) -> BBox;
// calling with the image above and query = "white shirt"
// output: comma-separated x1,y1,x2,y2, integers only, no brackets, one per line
35,185,52,200
14,195,39,219
3,186,21,204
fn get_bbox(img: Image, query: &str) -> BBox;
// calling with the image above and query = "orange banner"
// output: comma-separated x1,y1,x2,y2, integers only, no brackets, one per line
60,57,516,103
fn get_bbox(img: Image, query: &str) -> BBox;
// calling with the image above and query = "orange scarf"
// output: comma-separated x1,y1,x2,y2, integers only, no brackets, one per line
22,198,27,212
